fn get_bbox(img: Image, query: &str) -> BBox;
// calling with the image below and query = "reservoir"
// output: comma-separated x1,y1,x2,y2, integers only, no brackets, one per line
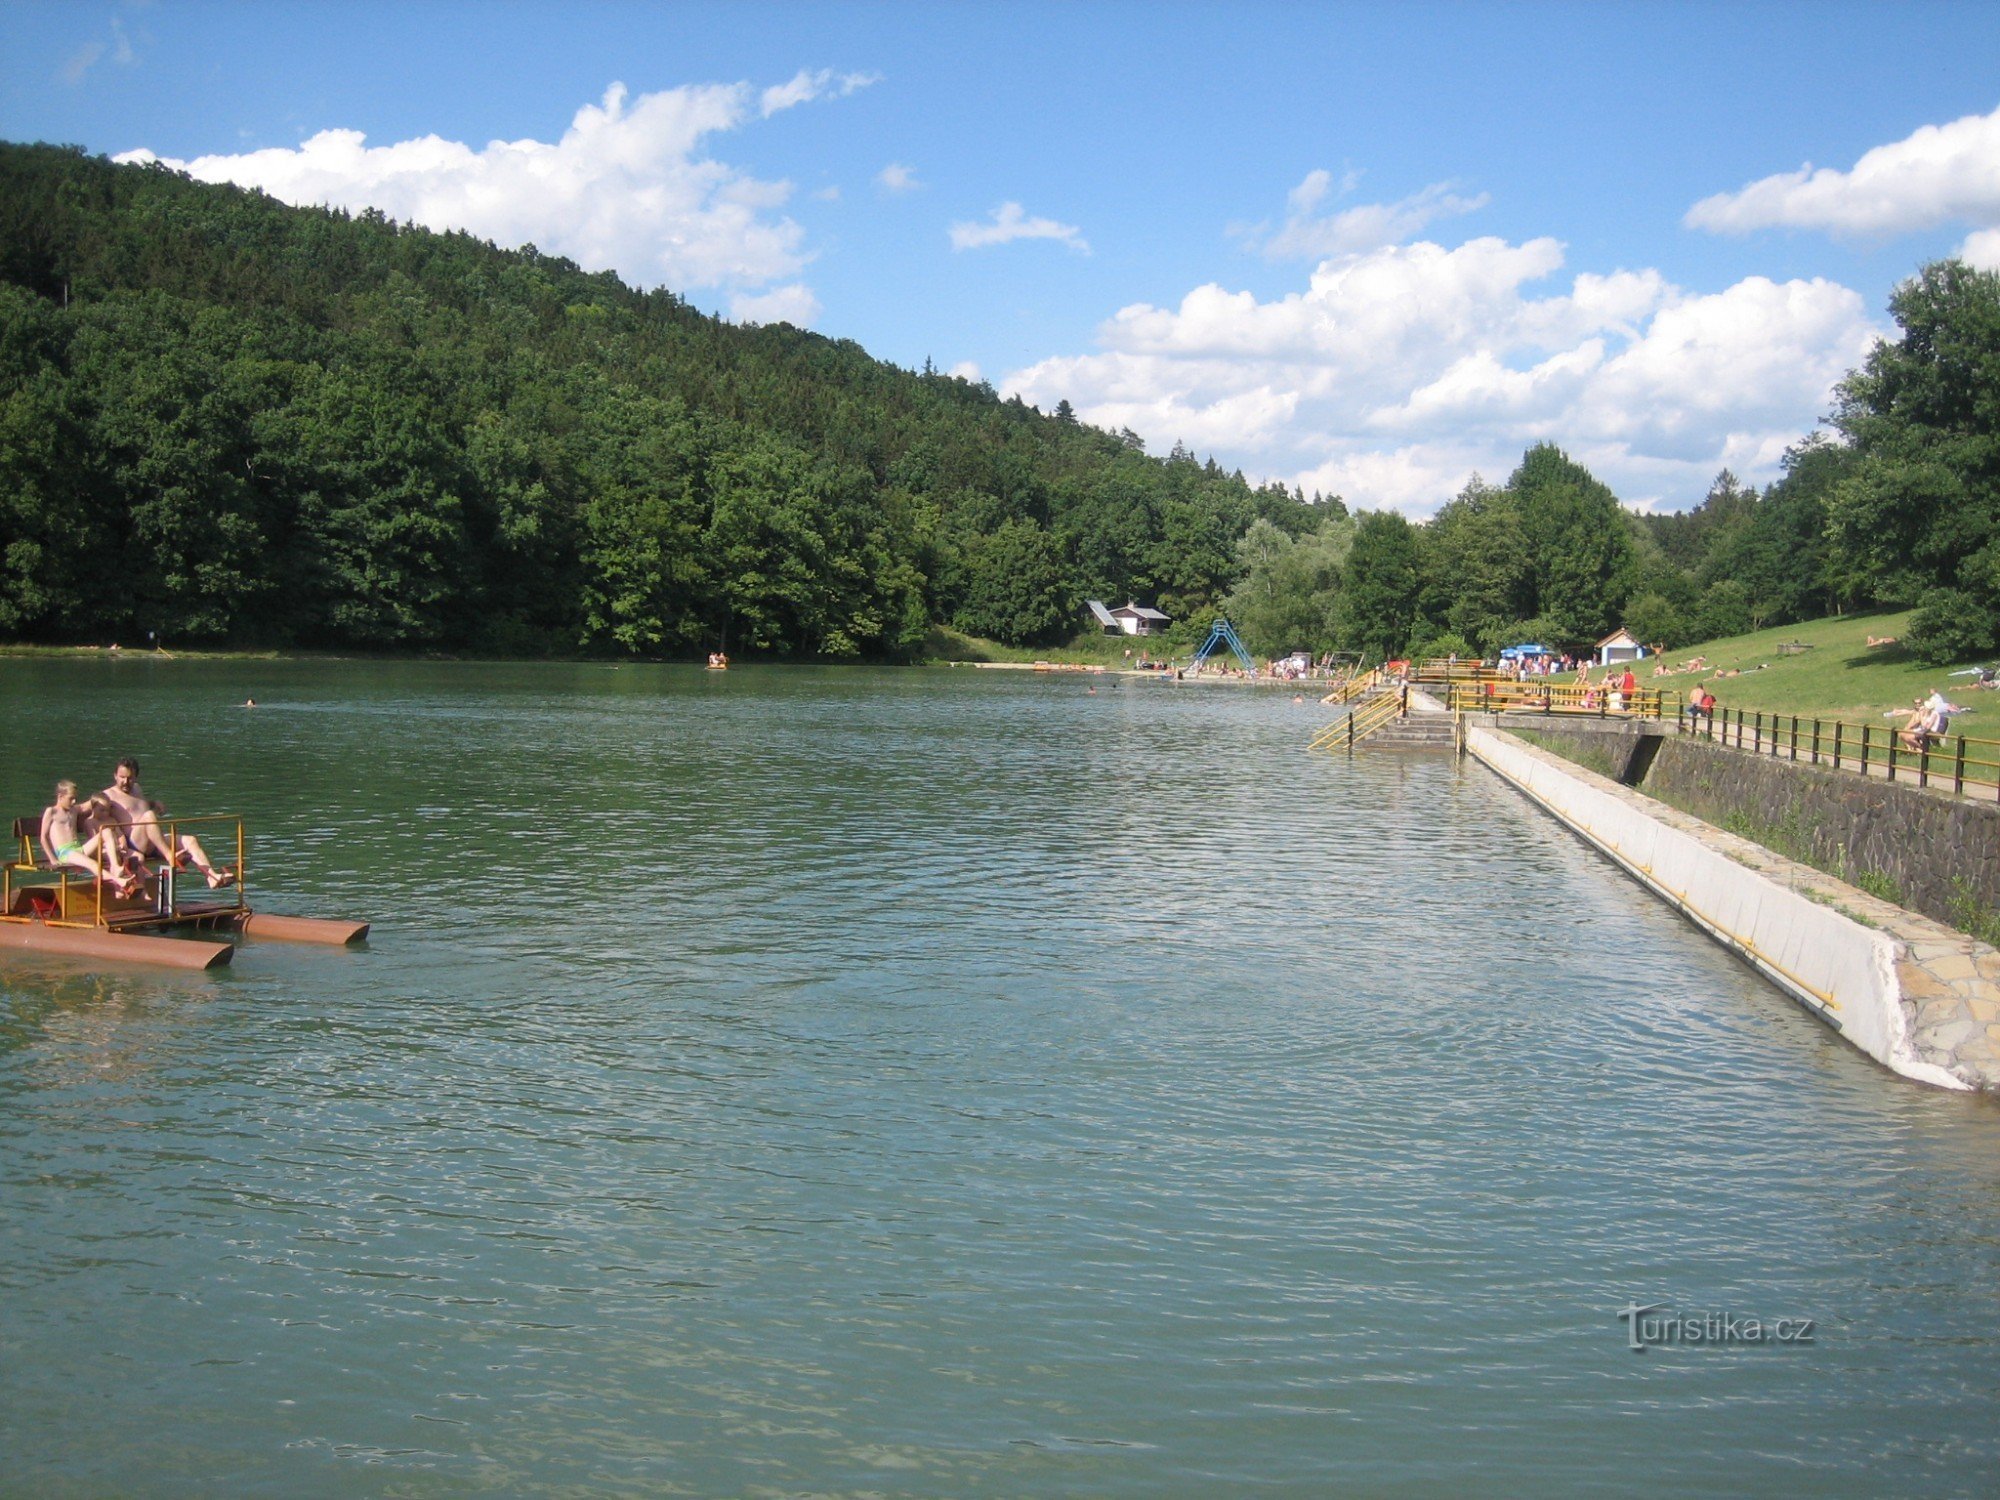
3,659,1999,1496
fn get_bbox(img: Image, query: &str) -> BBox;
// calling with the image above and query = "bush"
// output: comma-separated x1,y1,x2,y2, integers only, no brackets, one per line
1907,587,2000,666
1622,592,1690,652
1409,629,1477,661
1694,580,1752,642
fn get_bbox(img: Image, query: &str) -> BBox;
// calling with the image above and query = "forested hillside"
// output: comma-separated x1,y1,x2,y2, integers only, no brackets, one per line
2,143,1994,663
0,142,1317,657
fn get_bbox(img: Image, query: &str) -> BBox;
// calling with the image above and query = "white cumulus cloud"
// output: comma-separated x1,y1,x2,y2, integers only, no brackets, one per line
730,283,822,326
758,68,877,117
114,78,868,313
1962,226,2000,271
1686,103,2000,240
949,202,1088,253
1007,180,1881,513
877,162,922,193
1256,170,1489,259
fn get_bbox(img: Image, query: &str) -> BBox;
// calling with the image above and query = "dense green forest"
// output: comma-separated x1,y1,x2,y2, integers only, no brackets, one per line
2,143,1995,663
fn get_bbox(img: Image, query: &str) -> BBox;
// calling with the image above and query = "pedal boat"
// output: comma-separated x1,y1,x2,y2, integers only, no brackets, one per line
3,813,368,970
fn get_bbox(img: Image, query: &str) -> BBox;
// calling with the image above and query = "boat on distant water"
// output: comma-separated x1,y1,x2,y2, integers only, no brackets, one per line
706,651,730,671
2,813,368,970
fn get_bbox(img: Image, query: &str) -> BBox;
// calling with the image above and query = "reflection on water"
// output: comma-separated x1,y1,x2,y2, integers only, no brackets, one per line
3,659,2000,1496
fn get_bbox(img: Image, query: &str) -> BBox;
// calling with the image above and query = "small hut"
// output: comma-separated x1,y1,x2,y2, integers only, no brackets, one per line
1596,627,1645,665
1108,602,1171,637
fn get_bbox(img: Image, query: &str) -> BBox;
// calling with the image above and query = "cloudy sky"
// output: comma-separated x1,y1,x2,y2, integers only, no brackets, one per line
7,0,2000,514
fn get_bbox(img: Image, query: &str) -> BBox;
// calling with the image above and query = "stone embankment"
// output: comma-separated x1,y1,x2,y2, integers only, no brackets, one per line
1462,717,2000,1093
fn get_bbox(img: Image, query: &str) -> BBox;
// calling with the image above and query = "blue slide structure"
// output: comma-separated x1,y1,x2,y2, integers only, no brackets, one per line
1188,617,1256,673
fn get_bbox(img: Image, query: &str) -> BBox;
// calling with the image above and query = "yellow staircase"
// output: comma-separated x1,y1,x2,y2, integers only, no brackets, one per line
1309,685,1408,751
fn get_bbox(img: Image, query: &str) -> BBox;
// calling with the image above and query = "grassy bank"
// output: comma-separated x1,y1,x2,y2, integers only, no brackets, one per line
0,643,289,661
1640,610,1989,726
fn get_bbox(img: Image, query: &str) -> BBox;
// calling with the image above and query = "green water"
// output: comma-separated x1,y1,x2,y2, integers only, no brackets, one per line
3,658,1999,1497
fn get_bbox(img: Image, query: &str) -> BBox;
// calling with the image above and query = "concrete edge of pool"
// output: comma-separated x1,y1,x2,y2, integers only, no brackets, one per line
1465,721,2000,1093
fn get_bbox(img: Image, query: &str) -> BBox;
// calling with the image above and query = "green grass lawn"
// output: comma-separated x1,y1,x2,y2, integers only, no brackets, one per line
1639,609,1994,730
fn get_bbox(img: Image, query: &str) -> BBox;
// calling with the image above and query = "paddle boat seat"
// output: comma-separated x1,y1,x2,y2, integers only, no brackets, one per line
6,812,190,919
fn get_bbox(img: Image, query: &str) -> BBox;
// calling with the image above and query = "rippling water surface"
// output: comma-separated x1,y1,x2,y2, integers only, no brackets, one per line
4,659,2000,1496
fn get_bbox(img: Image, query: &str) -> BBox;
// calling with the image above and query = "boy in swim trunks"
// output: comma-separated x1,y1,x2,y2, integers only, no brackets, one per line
39,780,143,897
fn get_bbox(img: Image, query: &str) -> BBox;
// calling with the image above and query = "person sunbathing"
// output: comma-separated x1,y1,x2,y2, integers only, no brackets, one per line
39,781,144,897
98,758,235,888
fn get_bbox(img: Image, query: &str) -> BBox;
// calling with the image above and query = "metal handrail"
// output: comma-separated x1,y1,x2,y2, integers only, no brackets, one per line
1687,708,2000,800
1309,685,1407,751
3,813,247,929
1447,681,1679,719
1413,658,1503,684
1321,667,1383,706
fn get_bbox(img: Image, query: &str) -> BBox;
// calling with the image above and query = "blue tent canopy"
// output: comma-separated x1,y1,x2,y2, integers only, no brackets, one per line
1499,644,1552,658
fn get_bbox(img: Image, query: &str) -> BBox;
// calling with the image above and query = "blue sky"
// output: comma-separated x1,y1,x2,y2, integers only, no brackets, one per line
7,0,2000,513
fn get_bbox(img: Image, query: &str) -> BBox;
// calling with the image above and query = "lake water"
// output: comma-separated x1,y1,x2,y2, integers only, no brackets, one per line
3,658,1999,1497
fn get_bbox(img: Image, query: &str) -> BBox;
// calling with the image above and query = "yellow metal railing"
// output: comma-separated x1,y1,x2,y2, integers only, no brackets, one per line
1448,680,1679,720
1321,667,1383,706
1309,686,1407,751
1413,658,1503,685
4,813,246,930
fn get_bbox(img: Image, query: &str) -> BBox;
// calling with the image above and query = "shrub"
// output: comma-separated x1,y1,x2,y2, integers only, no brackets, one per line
1907,587,2000,666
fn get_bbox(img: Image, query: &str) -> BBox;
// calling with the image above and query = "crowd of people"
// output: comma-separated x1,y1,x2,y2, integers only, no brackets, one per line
36,758,234,900
1497,652,1585,679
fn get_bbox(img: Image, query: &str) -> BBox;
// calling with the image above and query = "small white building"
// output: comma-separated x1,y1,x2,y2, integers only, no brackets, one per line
1596,627,1646,665
1104,604,1168,636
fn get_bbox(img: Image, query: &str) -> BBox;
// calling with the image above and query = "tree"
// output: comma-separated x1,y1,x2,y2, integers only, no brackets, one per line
1416,476,1533,646
0,141,1288,657
1338,510,1421,659
278,360,470,646
1694,579,1752,642
0,284,103,633
1222,515,1352,654
1648,469,1757,575
1622,592,1691,652
950,518,1075,646
1827,259,2000,661
1508,443,1635,643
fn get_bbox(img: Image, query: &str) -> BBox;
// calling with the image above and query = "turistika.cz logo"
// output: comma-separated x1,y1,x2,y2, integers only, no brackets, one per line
1616,1302,1816,1352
